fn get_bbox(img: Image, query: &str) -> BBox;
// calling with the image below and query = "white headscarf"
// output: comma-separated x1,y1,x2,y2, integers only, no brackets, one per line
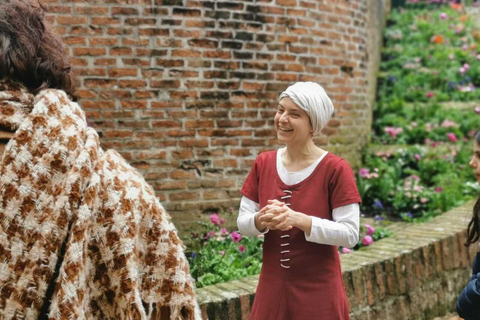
278,82,334,136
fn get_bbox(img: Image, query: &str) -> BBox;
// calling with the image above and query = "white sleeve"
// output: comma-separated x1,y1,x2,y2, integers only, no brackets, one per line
237,196,269,236
304,203,360,248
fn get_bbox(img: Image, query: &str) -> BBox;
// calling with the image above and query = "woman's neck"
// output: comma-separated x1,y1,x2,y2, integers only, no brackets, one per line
282,140,325,171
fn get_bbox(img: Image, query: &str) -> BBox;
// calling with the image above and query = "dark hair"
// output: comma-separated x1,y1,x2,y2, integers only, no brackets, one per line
0,0,76,98
465,131,480,247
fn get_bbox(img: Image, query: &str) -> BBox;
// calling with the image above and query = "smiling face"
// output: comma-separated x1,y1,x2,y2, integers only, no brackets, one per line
470,135,480,183
274,97,313,145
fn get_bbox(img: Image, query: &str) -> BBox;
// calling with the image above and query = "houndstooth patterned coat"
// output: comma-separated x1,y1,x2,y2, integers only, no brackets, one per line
0,81,201,320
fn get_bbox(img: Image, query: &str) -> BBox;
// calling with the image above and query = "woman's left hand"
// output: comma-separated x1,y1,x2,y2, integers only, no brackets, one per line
263,200,312,234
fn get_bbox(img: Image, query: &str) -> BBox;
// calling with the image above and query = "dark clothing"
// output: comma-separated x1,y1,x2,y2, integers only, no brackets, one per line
457,252,480,320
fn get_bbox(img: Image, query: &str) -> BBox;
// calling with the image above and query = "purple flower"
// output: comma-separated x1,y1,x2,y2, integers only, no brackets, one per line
231,231,242,243
374,215,384,221
373,200,384,209
238,245,246,253
362,235,374,246
364,224,375,236
440,12,447,20
191,252,196,259
210,214,219,226
341,248,351,254
446,133,458,143
219,250,225,256
359,168,370,178
406,212,413,218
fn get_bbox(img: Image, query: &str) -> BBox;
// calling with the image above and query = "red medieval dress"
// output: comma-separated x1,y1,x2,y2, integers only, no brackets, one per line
241,150,361,320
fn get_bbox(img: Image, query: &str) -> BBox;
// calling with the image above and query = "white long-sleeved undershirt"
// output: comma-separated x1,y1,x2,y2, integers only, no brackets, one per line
237,148,360,248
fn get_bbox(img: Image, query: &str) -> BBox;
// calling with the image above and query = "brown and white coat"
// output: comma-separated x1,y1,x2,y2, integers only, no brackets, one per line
0,81,200,320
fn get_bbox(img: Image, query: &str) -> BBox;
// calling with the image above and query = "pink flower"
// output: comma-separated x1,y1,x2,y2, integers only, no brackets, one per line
446,133,457,143
449,54,455,60
219,251,225,256
359,168,370,178
420,198,428,203
415,154,421,161
229,207,234,213
464,63,470,70
341,248,351,254
440,12,447,20
459,67,466,74
210,214,219,226
204,230,216,240
221,228,228,234
231,231,242,243
474,107,480,114
477,54,480,60
435,187,443,193
462,44,468,51
220,218,226,224
411,175,420,181
362,235,374,246
384,126,403,139
364,224,375,236
426,91,435,98
441,120,458,128
238,245,246,253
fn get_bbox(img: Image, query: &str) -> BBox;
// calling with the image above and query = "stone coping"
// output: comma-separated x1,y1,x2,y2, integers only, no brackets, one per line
195,200,478,320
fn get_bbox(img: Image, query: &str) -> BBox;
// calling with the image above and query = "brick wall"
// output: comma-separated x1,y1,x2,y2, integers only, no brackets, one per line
45,0,378,233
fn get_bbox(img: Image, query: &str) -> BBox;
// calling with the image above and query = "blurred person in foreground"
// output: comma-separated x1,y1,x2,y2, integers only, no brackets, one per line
457,131,480,320
0,1,200,319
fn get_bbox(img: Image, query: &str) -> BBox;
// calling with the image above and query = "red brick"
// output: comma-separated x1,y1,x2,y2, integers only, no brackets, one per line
103,130,134,138
112,7,140,15
118,80,147,88
121,101,147,109
94,58,117,66
74,7,109,14
91,17,121,25
90,37,119,46
73,47,106,56
108,68,138,77
169,192,198,201
84,79,117,88
82,100,115,109
139,28,169,36
57,16,87,25
110,47,133,55
150,80,181,88
170,170,197,179
152,120,182,128
64,37,85,45
172,49,201,58
185,120,214,128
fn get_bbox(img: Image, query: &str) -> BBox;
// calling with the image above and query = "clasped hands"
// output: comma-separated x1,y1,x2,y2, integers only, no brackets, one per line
255,199,296,232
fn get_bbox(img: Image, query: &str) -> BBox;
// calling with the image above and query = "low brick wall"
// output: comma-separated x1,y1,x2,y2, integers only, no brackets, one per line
195,200,478,320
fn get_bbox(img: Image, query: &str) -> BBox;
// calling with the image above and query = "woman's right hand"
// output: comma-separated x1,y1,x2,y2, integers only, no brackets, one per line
255,201,290,231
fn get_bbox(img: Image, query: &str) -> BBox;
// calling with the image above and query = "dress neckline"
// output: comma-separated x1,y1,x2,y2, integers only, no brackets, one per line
275,149,331,190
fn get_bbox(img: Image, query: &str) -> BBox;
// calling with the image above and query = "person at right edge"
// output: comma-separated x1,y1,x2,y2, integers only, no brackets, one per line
457,131,480,320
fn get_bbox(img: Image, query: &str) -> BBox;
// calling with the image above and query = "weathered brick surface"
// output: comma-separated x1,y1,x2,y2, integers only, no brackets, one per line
45,0,383,231
196,201,478,319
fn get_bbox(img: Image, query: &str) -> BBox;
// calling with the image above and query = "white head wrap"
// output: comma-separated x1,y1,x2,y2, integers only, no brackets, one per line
278,82,334,136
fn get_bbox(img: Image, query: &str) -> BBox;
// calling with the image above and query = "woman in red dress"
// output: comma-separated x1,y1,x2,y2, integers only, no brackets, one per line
238,82,361,320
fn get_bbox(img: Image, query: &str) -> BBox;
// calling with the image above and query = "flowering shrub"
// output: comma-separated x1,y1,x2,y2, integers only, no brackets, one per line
374,2,480,144
356,143,479,221
187,214,263,288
